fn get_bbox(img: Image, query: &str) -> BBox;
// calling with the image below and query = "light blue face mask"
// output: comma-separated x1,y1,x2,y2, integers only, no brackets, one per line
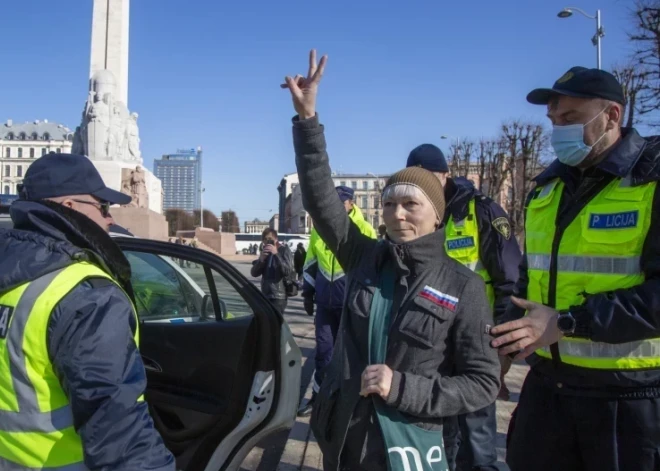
551,108,608,167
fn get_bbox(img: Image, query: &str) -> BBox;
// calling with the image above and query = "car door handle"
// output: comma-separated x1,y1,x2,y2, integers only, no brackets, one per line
141,355,163,373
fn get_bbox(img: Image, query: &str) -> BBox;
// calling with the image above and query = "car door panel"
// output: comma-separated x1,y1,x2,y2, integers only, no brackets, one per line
114,237,287,471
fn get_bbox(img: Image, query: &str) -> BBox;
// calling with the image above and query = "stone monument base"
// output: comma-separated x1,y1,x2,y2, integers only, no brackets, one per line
111,207,168,240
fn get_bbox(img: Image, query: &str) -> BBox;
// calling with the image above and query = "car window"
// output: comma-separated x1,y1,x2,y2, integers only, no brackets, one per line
175,256,254,320
125,251,203,321
125,250,254,322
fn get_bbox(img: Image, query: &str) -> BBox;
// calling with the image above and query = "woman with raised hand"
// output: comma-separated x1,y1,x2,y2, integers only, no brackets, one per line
282,50,499,471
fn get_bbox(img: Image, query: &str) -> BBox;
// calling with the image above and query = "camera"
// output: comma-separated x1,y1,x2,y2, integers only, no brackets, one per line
265,238,275,246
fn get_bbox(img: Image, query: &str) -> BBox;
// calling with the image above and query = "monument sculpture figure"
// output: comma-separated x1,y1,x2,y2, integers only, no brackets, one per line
69,0,167,238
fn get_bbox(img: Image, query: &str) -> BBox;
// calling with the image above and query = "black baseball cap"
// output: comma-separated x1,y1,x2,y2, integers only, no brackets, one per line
20,153,131,205
527,66,625,106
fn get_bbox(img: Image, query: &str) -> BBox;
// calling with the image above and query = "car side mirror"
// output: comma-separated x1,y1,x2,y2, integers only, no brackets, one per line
202,294,228,321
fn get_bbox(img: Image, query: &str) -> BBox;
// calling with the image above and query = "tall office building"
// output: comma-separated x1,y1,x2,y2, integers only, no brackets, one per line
154,147,202,211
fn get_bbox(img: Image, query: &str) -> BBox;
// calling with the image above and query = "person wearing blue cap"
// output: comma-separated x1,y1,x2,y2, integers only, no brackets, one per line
0,153,175,470
407,143,520,471
490,67,660,471
297,185,377,417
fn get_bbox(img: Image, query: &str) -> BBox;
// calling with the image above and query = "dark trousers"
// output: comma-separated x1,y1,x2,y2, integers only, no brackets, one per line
271,298,288,315
444,402,502,471
507,369,660,471
314,305,342,392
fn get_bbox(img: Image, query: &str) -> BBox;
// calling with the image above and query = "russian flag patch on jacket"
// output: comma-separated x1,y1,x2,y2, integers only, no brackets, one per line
419,286,459,312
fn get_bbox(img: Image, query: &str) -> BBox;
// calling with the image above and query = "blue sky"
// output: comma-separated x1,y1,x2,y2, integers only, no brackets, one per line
0,0,641,222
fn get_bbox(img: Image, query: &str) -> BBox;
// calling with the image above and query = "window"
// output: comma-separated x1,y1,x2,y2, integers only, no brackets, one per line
31,132,38,141
363,181,368,190
373,196,380,209
361,196,368,209
42,133,50,141
19,133,26,140
17,148,22,158
56,148,61,153
340,180,346,187
7,133,14,141
3,186,9,195
17,166,22,178
4,148,9,158
29,148,34,158
41,148,47,156
4,166,9,177
373,215,379,228
351,181,358,190
125,250,254,322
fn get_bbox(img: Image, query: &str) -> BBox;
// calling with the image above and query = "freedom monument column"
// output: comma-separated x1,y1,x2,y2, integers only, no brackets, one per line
73,0,167,238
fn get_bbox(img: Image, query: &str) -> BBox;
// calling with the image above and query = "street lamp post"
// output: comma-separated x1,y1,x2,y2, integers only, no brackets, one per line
200,186,206,229
557,7,604,69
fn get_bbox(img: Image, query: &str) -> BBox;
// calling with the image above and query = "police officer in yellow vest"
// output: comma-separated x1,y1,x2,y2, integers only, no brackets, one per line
407,145,521,471
0,153,175,470
491,67,660,471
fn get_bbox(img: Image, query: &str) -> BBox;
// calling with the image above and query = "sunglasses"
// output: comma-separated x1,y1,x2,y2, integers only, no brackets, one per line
72,199,112,218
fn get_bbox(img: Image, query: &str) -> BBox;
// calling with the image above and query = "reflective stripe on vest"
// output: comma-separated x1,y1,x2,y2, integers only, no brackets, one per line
525,177,658,370
0,262,138,469
445,198,494,307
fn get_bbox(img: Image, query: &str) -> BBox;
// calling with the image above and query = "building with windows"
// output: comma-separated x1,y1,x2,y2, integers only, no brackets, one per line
0,119,73,195
153,147,202,212
286,172,390,233
244,219,270,234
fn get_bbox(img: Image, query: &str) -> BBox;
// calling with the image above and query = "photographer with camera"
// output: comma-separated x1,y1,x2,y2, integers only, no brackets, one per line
251,228,294,314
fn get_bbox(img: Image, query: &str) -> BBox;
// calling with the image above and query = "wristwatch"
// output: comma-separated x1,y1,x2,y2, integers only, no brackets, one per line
557,311,577,335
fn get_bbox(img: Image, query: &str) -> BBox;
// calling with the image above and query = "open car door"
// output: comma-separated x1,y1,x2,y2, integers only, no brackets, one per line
114,237,302,471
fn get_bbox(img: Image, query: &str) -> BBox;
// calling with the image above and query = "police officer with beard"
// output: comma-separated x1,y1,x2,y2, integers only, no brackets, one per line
491,67,660,471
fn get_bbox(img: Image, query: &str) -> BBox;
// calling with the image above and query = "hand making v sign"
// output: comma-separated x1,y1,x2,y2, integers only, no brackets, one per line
281,49,328,120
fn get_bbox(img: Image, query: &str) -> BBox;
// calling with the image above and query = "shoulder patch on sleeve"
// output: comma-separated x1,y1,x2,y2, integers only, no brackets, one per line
492,217,512,240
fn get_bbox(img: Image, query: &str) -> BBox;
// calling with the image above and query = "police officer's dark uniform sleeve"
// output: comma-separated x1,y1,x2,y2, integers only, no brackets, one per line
569,187,660,342
47,280,176,471
500,189,536,325
475,197,522,322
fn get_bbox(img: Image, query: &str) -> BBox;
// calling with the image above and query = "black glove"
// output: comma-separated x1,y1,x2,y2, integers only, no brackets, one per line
304,297,315,316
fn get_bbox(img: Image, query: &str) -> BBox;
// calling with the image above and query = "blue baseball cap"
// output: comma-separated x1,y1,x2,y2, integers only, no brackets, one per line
20,153,131,205
407,144,449,173
527,66,625,106
335,186,355,202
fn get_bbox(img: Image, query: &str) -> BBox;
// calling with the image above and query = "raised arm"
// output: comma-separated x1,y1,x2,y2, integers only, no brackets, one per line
284,50,375,272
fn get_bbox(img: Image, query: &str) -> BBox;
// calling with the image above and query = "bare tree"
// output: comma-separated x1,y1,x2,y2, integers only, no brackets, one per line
499,121,550,240
612,62,648,127
630,0,660,122
447,140,474,177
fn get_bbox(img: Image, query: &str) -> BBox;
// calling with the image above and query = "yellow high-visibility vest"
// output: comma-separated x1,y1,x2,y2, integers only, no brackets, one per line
445,198,495,308
0,262,141,469
525,176,658,369
303,205,377,287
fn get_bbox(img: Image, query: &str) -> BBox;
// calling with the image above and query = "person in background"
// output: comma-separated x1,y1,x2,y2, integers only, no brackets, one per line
491,67,660,471
251,228,294,314
283,49,499,471
0,153,174,470
297,186,377,417
294,242,307,283
407,144,521,471
378,224,387,240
